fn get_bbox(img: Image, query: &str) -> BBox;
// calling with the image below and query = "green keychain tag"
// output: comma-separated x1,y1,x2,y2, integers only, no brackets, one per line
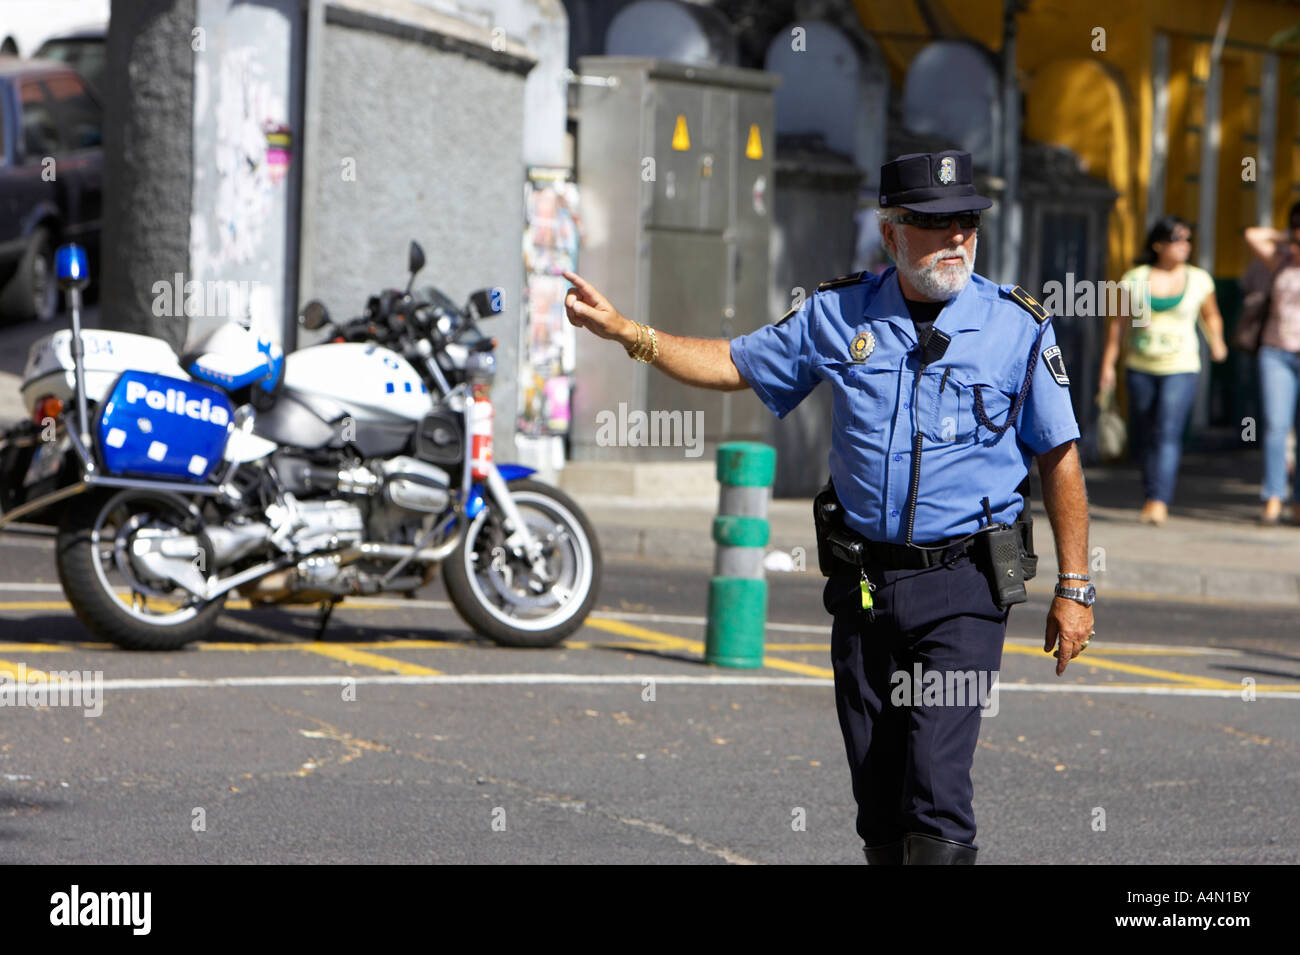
860,576,873,610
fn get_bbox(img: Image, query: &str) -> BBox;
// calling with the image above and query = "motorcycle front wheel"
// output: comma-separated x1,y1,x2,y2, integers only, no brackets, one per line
442,478,601,648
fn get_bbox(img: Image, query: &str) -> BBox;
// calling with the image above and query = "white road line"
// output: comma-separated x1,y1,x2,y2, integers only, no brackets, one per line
6,673,1294,699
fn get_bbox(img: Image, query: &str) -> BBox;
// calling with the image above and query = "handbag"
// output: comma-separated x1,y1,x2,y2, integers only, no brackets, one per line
1096,386,1126,462
1233,256,1287,355
1232,287,1270,355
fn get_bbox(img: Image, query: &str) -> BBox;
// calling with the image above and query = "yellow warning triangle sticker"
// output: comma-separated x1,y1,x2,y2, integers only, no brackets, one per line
672,114,691,151
745,123,763,159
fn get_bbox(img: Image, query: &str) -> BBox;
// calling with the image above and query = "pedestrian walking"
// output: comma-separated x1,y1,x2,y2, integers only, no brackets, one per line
1097,217,1228,525
1244,201,1300,525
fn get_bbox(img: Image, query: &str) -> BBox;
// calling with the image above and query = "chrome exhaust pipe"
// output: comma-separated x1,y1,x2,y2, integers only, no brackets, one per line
355,537,460,563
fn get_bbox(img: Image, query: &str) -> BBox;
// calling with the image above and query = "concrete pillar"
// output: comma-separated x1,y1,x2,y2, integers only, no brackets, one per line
99,0,197,352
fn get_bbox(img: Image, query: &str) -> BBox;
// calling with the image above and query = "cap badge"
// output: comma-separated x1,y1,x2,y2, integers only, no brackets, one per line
937,157,956,185
850,330,876,362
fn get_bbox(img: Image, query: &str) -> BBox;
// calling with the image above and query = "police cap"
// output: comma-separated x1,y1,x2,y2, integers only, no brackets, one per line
878,150,993,214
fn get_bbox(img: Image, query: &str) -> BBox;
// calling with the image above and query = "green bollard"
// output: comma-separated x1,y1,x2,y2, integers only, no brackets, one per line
706,442,776,668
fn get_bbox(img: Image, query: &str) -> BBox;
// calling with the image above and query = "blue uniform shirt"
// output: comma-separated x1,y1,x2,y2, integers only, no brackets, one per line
730,267,1081,544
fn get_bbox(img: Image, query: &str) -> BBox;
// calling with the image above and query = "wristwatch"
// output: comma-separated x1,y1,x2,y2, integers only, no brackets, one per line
1054,582,1096,607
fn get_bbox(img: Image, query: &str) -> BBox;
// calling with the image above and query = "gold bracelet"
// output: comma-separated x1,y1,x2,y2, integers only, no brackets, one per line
628,323,659,364
627,322,658,363
625,321,645,359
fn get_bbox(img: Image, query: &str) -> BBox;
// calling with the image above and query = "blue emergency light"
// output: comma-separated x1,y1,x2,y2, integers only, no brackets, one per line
55,244,89,289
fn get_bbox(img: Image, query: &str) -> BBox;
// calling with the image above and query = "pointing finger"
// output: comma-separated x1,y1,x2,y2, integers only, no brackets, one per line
562,270,597,299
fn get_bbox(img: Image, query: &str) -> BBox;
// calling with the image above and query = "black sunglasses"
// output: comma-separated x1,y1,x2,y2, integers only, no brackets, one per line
894,211,981,231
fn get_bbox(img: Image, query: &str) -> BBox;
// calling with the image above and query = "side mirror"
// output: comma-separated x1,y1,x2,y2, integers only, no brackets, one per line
467,287,504,319
408,241,426,278
299,300,331,330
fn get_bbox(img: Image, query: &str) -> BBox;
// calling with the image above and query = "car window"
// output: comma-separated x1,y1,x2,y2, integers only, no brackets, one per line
36,39,107,95
45,71,102,150
20,80,62,159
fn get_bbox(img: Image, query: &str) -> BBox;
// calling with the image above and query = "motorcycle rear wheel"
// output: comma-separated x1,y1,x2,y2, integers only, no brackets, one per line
56,491,227,651
442,479,601,648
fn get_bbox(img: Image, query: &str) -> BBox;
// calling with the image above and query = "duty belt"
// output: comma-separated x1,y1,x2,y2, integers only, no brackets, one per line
826,526,977,571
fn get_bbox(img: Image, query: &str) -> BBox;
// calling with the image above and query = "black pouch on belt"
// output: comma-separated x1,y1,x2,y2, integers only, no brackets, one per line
974,523,1028,608
813,480,842,577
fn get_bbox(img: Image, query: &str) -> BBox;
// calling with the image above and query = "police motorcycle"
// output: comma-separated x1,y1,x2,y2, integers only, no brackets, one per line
0,242,601,650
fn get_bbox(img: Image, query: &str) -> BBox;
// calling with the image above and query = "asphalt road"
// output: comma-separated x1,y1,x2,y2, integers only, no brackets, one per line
0,530,1296,865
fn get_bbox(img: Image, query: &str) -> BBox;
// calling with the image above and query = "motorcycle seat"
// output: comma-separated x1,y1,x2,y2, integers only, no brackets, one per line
183,323,284,397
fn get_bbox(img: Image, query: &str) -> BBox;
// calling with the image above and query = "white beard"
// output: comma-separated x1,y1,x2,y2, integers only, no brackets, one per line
895,232,977,300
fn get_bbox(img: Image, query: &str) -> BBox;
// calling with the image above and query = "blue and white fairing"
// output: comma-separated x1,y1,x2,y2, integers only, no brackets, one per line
96,372,233,481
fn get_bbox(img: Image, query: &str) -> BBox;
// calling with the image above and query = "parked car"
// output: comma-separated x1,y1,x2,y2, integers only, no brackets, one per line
34,25,107,98
0,56,102,323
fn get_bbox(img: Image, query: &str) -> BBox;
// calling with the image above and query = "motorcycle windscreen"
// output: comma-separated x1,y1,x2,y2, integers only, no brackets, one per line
96,371,233,481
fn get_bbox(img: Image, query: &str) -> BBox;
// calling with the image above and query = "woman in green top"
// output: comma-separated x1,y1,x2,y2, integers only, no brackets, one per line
1098,216,1228,525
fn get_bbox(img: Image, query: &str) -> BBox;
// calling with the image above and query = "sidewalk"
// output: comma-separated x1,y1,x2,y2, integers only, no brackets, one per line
568,450,1300,607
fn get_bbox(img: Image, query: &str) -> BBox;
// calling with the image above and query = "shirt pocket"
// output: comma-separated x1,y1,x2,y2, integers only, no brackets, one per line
842,364,902,434
938,372,1016,446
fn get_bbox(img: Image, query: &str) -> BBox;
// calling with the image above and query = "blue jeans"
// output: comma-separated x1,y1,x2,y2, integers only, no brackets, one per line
1126,369,1199,504
1258,345,1300,502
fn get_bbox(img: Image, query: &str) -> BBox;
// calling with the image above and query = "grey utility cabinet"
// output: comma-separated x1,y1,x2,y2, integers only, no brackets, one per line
572,56,779,461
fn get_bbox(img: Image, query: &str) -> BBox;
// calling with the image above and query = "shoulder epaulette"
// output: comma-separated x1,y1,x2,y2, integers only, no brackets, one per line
775,303,800,325
1005,285,1050,324
817,271,868,292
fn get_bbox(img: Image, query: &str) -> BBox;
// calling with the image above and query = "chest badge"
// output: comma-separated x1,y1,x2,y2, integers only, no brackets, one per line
850,330,876,362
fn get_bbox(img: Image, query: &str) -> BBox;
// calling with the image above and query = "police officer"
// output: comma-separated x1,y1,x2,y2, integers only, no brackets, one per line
562,149,1096,865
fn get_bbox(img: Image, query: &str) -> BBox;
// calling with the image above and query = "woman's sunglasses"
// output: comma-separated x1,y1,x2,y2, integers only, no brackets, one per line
894,211,981,231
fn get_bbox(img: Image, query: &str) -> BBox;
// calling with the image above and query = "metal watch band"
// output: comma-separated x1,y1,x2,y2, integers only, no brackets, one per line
1057,573,1090,581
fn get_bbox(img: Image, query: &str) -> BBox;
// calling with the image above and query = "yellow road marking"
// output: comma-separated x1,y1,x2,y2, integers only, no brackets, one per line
0,658,52,681
295,643,441,676
1007,680,1300,691
1002,643,1243,690
0,599,1287,692
762,643,1246,657
1005,639,1238,657
590,621,1266,689
196,639,461,652
586,618,835,679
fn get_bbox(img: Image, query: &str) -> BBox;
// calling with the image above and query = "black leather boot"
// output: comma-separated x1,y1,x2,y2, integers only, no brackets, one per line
862,840,903,864
902,832,977,864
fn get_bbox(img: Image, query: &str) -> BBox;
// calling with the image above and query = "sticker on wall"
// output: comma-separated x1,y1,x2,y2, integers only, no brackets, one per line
264,123,291,185
752,174,766,216
745,123,763,160
672,114,691,151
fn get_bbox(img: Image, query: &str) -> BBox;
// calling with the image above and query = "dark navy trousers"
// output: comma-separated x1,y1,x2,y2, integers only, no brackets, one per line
824,552,1009,849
